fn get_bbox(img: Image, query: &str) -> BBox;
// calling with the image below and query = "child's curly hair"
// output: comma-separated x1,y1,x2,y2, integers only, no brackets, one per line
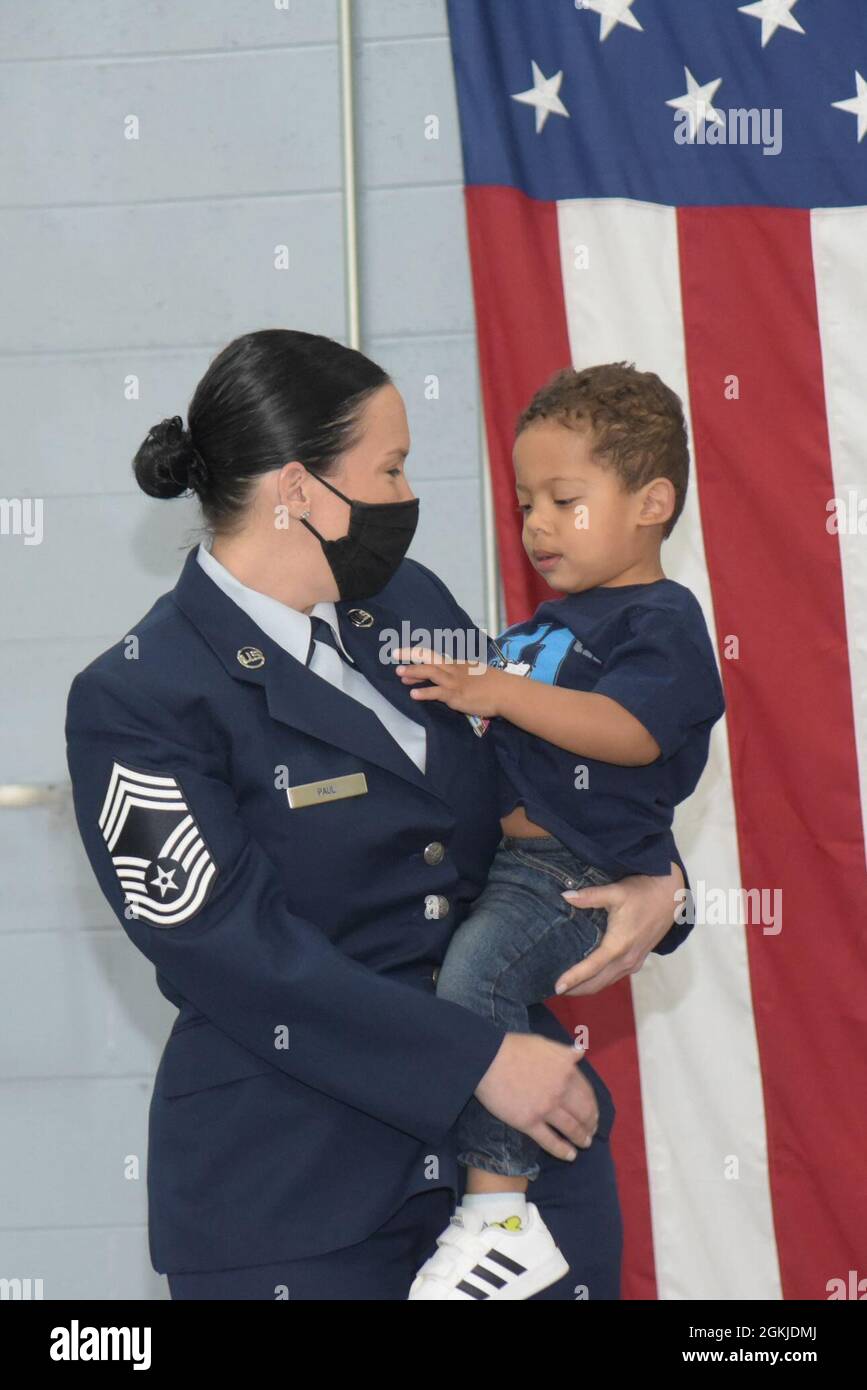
516,363,690,539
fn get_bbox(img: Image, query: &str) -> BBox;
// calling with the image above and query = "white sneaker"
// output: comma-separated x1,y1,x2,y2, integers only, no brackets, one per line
407,1202,569,1301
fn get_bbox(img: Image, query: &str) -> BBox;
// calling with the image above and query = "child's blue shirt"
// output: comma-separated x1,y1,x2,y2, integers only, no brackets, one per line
490,578,726,879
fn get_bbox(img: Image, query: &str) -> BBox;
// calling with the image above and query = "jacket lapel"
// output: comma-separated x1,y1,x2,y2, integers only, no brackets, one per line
332,592,455,802
171,547,452,806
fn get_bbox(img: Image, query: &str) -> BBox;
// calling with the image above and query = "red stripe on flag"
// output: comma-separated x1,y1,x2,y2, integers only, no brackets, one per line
678,205,867,1300
464,186,571,623
466,184,657,1300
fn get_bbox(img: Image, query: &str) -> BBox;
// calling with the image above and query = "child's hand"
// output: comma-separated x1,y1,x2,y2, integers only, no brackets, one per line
393,646,508,718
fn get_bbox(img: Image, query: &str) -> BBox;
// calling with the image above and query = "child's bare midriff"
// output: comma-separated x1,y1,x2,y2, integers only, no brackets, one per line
500,804,552,837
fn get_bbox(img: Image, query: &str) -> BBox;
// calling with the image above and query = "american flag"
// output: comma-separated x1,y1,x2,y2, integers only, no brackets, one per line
447,0,867,1301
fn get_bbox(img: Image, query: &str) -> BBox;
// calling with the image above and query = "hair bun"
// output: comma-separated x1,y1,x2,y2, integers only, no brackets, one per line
133,414,208,500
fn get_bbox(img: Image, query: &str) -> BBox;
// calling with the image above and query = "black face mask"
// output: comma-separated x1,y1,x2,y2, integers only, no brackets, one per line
299,474,420,601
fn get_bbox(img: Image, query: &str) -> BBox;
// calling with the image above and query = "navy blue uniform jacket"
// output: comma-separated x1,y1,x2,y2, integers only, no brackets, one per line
65,547,689,1275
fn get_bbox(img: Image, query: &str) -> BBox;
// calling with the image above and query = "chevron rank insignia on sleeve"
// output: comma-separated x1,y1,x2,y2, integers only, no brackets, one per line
98,762,218,927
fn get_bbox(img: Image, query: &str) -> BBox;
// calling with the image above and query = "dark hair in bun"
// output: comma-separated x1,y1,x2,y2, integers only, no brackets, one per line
133,414,209,501
131,330,390,532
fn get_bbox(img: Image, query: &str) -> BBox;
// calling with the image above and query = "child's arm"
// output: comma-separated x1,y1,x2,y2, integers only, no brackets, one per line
393,656,660,766
493,677,661,766
395,608,724,770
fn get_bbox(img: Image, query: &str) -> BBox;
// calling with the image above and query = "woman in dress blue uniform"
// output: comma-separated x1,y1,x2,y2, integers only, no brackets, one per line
65,330,689,1300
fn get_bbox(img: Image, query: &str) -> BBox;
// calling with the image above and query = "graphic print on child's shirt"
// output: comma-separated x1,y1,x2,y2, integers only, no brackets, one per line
492,621,574,684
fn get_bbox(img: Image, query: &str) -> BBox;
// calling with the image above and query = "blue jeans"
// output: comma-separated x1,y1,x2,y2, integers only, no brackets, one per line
435,833,612,1182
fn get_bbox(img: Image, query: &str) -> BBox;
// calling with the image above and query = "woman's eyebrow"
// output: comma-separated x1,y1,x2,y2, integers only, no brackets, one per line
384,447,410,461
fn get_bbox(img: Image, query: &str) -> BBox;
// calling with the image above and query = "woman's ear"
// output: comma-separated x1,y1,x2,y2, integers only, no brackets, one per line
276,460,311,518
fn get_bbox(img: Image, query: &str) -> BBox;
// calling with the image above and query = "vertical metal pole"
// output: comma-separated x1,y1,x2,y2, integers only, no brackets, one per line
338,0,361,349
341,0,500,633
479,394,503,638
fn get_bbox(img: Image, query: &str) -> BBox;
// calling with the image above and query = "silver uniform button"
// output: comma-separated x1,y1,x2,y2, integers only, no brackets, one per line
431,966,440,984
423,841,445,865
424,894,450,920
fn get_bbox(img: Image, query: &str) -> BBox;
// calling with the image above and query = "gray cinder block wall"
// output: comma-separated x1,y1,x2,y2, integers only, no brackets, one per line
0,0,488,1299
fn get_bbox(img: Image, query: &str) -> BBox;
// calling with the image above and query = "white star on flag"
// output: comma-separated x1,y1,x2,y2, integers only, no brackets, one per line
511,60,570,133
579,0,644,43
738,0,805,48
832,71,867,143
666,68,725,143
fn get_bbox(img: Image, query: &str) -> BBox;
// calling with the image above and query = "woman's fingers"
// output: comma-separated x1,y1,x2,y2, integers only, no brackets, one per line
551,1101,598,1148
562,884,625,913
555,934,651,996
554,886,615,994
530,1124,581,1162
553,882,650,994
531,1107,598,1161
555,954,626,997
538,1067,600,1157
555,911,650,989
475,1034,599,1161
554,872,677,994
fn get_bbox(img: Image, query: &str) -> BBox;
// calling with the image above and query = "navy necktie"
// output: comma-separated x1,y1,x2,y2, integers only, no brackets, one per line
307,614,353,668
306,612,428,776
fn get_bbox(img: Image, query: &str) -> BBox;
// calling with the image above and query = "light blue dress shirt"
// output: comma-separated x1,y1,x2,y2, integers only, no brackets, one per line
196,542,427,774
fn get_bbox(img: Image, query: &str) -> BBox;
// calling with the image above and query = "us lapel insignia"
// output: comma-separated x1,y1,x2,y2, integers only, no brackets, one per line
346,608,375,628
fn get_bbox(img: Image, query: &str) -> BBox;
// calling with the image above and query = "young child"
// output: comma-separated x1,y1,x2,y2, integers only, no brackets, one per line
397,363,726,1301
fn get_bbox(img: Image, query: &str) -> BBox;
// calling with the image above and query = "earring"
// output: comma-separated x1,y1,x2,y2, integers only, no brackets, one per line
301,509,311,520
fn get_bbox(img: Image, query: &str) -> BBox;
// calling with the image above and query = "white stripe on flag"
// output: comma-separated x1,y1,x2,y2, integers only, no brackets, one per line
811,208,867,856
555,197,781,1300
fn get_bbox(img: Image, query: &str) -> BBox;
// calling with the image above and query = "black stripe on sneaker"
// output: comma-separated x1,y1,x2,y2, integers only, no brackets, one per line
485,1248,526,1275
471,1264,507,1289
456,1279,490,1300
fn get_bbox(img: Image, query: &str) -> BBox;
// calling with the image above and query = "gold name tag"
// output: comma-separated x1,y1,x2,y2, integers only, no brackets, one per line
286,772,369,809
